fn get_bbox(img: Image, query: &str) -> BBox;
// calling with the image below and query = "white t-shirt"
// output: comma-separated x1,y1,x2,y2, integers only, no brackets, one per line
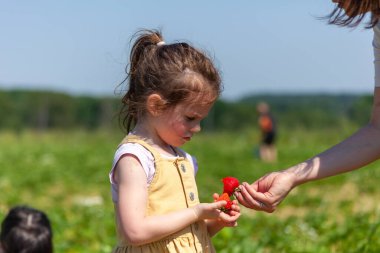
109,142,198,202
373,22,380,87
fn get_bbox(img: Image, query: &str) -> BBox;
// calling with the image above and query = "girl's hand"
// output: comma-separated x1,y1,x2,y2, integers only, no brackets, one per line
193,201,240,226
212,193,241,227
192,201,226,221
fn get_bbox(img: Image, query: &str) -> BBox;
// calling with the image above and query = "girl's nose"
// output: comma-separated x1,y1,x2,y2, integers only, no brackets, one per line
192,123,201,133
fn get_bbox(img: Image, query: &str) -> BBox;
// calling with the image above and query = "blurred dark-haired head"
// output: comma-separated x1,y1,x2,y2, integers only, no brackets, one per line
0,206,53,253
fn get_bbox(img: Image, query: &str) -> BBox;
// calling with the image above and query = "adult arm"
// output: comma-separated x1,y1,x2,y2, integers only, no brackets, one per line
237,88,380,212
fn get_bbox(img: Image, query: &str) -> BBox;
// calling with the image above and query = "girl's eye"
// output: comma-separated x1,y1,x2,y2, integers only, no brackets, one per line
186,116,196,121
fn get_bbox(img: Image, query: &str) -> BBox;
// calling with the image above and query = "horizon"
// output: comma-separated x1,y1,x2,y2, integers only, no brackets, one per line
0,86,372,102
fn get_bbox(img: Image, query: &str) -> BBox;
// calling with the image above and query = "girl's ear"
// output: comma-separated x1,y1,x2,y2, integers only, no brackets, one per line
147,94,166,116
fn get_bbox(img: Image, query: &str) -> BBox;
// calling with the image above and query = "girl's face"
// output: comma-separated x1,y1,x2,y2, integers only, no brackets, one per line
155,99,214,147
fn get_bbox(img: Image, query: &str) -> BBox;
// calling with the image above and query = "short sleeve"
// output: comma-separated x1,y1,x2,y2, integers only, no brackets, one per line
109,143,155,183
192,156,199,175
109,143,155,202
184,152,198,175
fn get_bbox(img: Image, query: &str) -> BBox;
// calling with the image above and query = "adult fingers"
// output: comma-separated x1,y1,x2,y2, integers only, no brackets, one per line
243,182,276,212
236,182,275,212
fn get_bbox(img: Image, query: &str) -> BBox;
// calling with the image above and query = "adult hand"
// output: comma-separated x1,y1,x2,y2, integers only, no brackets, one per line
235,170,297,213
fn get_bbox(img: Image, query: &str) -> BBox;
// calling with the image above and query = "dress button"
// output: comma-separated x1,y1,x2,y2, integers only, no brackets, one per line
181,164,186,172
189,192,194,201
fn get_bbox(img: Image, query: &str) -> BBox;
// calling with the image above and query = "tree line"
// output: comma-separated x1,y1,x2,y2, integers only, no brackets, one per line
0,90,119,131
0,89,372,132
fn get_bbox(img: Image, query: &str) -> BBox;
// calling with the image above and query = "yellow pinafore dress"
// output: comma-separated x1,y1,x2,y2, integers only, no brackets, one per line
113,135,215,253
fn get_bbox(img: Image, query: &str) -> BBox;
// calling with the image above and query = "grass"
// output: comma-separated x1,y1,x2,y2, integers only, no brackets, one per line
1,126,380,252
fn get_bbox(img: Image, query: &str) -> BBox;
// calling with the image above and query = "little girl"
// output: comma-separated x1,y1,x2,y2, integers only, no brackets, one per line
109,29,240,253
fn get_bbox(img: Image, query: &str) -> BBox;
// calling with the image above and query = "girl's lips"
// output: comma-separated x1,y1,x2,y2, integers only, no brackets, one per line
183,137,191,141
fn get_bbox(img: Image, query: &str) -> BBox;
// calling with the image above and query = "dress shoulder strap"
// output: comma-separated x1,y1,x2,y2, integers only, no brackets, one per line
119,135,161,160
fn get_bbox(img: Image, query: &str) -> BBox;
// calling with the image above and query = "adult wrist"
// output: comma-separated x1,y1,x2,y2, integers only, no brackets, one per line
286,160,314,187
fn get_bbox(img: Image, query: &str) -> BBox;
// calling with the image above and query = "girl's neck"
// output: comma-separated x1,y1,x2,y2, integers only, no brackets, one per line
131,125,177,157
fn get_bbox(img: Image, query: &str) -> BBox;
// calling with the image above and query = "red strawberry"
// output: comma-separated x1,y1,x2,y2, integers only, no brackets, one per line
216,193,233,212
216,192,230,202
224,200,233,210
222,177,240,196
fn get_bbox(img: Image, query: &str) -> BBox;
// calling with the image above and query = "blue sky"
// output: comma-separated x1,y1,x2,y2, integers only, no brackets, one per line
0,1,374,100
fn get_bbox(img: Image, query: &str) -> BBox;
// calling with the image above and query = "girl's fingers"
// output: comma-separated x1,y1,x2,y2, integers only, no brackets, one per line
212,200,227,209
212,193,220,201
224,221,238,227
218,212,234,222
219,210,241,223
231,200,240,210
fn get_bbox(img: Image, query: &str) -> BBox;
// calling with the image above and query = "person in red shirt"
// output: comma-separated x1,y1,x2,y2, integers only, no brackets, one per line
257,102,277,163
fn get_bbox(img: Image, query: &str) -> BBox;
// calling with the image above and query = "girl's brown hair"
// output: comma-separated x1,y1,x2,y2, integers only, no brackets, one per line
119,29,222,132
327,0,380,28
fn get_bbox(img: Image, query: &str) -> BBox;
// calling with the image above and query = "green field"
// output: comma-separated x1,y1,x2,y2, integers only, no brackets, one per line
1,127,380,252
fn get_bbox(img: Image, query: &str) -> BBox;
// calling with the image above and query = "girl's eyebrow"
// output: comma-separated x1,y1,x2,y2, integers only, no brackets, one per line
188,111,203,117
192,112,209,119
